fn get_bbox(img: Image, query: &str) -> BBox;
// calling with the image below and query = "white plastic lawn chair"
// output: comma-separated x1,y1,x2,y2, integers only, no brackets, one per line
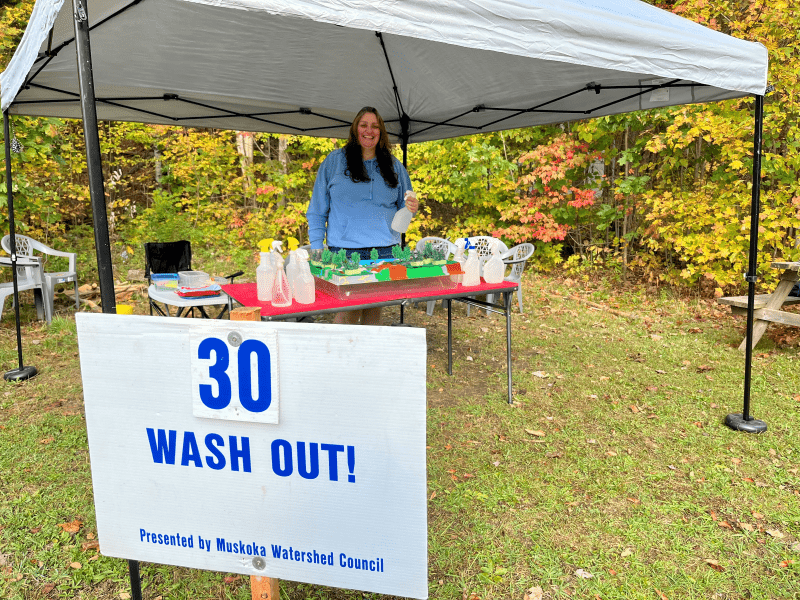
486,242,535,314
0,254,50,323
2,234,79,322
415,237,458,316
461,236,508,316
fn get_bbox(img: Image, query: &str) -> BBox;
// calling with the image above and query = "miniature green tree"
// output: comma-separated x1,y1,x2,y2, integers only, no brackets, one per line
332,252,343,269
337,249,348,267
351,252,361,265
370,248,379,261
423,242,433,260
321,248,332,265
391,245,401,260
402,247,412,262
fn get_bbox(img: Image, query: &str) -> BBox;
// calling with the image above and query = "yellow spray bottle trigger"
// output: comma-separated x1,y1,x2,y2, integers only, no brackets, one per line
258,238,273,253
287,237,300,251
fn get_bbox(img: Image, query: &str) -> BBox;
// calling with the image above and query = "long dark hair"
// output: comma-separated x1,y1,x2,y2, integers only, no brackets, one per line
343,107,399,188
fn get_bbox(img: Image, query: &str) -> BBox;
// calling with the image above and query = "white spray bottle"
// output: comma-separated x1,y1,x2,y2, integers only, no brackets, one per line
451,238,468,284
462,239,481,287
271,240,292,307
391,190,417,233
256,238,275,302
293,248,316,304
286,249,301,299
483,239,505,284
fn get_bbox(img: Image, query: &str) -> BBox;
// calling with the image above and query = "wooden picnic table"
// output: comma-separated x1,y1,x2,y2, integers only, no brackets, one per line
717,261,800,350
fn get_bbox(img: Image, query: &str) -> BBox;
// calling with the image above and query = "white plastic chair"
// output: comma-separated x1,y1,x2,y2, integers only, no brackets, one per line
2,234,79,322
415,237,458,315
461,236,509,316
0,254,50,323
487,242,535,314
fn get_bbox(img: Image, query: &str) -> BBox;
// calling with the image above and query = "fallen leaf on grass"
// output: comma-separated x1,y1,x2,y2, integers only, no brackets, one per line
223,576,240,583
545,452,562,459
58,520,82,534
608,568,617,575
740,523,754,532
766,529,785,539
626,497,641,505
704,558,724,572
629,405,640,413
743,477,755,483
523,586,543,600
718,521,733,530
606,450,617,457
531,371,549,378
731,457,741,465
39,437,54,444
81,540,99,551
119,594,131,600
697,365,713,372
30,526,42,533
655,369,666,374
779,560,794,568
42,583,55,593
574,568,593,579
466,356,473,361
753,512,764,520
525,429,545,437
620,548,634,557
655,589,669,600
69,562,81,569
429,491,437,500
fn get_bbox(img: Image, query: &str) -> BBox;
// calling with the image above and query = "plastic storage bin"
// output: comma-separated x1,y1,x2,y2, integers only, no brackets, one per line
178,271,210,288
151,273,179,290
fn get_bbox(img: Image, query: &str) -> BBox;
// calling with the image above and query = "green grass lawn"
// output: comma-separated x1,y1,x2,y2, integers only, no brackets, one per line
1,272,799,599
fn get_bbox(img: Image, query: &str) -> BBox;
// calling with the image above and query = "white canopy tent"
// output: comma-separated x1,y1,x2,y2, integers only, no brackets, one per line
1,3,771,415
2,0,768,142
0,0,775,594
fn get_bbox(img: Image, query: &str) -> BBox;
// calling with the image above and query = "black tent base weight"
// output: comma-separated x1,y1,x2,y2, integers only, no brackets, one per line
4,365,39,382
725,413,767,434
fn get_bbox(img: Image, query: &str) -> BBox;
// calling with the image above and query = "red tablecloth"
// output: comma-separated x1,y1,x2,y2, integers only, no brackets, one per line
221,279,517,319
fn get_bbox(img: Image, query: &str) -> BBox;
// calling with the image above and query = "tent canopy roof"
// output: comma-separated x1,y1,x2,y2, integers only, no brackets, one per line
1,0,768,143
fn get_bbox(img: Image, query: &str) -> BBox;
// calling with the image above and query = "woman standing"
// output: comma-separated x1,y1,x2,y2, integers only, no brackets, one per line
307,107,418,324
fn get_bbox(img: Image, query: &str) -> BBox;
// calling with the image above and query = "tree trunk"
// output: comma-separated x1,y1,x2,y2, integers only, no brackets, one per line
236,131,255,209
278,136,289,209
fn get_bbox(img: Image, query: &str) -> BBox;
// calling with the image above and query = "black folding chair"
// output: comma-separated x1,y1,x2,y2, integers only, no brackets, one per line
144,241,243,318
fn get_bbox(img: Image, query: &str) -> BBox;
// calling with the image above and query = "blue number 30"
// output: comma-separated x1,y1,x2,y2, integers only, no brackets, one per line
198,337,271,413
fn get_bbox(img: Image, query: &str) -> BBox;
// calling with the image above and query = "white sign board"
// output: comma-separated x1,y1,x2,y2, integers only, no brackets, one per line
76,314,428,599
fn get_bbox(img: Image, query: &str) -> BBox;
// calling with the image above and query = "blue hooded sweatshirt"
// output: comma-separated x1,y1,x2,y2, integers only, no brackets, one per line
306,148,413,249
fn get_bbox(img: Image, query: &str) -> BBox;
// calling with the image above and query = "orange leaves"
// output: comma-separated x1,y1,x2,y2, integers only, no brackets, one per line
58,520,82,535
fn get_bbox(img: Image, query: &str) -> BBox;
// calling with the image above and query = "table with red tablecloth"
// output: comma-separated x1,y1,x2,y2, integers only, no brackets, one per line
221,279,520,403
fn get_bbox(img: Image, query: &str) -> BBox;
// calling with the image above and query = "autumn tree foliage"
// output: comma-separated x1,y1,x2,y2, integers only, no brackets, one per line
493,135,601,247
2,0,799,293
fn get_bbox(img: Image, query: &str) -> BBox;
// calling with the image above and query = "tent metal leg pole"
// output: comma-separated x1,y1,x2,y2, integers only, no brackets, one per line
3,110,37,382
726,94,767,434
73,0,115,316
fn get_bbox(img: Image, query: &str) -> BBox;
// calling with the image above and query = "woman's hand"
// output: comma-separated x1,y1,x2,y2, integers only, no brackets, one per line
404,191,419,213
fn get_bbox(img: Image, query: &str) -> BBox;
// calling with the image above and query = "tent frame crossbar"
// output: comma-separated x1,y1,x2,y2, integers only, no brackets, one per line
10,80,708,141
